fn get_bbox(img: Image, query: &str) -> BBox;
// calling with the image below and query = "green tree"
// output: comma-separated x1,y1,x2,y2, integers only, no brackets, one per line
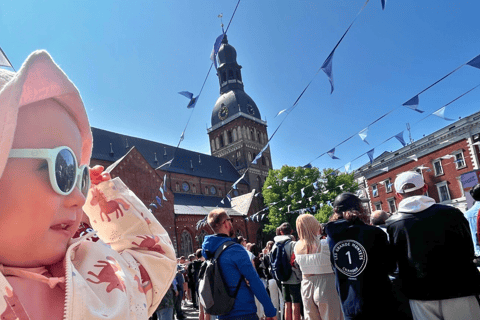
262,165,358,234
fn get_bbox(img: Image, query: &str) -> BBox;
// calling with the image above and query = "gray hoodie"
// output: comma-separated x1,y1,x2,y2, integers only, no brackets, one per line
273,235,302,285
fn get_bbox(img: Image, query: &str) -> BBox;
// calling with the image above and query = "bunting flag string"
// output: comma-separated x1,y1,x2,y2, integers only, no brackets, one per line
327,148,340,160
358,128,369,145
402,54,480,113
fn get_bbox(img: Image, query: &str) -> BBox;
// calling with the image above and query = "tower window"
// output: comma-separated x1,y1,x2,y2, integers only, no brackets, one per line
222,72,226,82
228,70,234,80
257,132,261,142
250,130,254,140
236,70,242,81
227,131,233,143
220,135,224,147
248,152,252,161
262,156,266,166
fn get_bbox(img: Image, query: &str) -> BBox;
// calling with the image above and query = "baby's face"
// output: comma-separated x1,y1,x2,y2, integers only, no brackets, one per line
0,99,85,267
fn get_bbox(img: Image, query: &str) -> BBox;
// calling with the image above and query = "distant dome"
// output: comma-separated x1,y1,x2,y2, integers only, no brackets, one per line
217,35,237,66
211,90,261,127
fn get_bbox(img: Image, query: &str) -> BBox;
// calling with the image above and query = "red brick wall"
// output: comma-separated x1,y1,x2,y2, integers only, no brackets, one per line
367,139,472,211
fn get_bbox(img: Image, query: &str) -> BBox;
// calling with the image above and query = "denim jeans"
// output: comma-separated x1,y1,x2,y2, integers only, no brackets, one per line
156,307,174,320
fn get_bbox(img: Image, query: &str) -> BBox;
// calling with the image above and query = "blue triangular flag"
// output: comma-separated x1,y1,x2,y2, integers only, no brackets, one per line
327,148,340,160
381,0,386,10
227,194,232,202
157,196,163,206
432,107,454,121
275,109,287,118
313,181,319,190
367,148,375,164
345,162,351,173
0,47,13,69
210,33,225,69
467,54,480,69
301,188,305,198
178,91,193,99
394,131,406,147
149,203,157,209
321,52,335,94
403,95,424,113
261,214,266,221
303,163,312,169
179,131,185,142
159,183,167,201
232,172,246,189
187,96,198,109
252,144,269,164
358,127,369,145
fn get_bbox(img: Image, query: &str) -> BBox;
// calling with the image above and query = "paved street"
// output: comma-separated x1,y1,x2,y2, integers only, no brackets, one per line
180,300,199,320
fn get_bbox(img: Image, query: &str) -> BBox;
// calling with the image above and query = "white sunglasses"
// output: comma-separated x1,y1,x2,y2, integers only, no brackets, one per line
8,146,90,196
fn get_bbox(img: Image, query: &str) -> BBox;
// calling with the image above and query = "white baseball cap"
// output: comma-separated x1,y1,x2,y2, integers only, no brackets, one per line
0,50,92,180
394,171,425,193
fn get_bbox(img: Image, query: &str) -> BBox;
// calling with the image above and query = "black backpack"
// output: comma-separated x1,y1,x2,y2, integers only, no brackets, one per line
269,240,292,282
198,241,244,315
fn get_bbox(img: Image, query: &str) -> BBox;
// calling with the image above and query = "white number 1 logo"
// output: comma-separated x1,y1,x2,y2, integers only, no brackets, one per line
345,251,352,265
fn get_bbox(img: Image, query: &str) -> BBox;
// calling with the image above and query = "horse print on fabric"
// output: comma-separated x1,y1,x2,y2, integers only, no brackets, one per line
90,188,130,222
86,256,126,293
131,235,166,254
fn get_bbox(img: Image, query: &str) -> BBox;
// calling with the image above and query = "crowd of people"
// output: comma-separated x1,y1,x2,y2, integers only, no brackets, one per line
161,170,480,320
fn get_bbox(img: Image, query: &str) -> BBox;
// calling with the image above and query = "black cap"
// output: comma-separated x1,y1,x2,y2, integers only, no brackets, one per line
470,183,480,201
333,192,362,213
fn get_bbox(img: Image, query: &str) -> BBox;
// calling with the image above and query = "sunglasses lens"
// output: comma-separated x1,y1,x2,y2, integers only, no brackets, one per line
80,166,90,196
55,149,76,194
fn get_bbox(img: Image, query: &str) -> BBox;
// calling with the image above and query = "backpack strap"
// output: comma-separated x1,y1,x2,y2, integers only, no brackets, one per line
213,240,245,298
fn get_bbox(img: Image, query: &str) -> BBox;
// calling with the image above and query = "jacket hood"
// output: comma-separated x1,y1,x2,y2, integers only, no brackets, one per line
398,195,436,213
274,235,292,243
202,234,236,259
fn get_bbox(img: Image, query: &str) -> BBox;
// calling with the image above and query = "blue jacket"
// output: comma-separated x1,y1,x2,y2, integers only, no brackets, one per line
202,234,276,319
464,201,480,256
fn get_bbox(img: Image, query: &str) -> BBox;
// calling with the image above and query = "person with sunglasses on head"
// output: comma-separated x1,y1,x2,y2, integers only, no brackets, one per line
0,51,177,319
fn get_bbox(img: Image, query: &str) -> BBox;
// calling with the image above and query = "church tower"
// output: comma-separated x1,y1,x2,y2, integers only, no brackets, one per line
207,35,272,191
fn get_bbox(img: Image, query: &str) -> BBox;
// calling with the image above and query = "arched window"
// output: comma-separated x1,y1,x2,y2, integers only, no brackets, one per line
248,152,252,161
193,184,197,193
219,188,222,197
262,156,266,166
228,70,234,80
215,137,220,149
235,158,239,166
266,157,270,167
257,132,261,143
237,151,242,158
251,130,255,140
220,135,224,147
204,186,209,195
227,131,233,143
211,139,215,151
222,72,226,82
256,176,262,191
232,128,237,141
175,182,180,192
236,70,242,81
181,230,193,257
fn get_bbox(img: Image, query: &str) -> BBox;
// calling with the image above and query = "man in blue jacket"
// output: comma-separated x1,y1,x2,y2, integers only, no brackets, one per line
202,209,277,320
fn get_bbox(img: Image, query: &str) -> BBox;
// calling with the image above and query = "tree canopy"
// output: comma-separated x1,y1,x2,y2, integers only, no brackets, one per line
261,165,358,234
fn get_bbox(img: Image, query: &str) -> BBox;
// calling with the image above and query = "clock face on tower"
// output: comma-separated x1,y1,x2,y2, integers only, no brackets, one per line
247,104,255,115
218,106,229,120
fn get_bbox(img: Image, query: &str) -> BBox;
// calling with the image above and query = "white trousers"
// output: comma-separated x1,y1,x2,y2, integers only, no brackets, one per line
409,295,480,320
268,279,284,319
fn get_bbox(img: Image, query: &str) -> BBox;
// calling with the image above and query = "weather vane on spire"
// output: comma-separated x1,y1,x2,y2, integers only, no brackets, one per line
218,13,225,33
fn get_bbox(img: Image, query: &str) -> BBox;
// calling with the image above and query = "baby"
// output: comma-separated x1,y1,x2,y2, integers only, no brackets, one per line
0,51,176,319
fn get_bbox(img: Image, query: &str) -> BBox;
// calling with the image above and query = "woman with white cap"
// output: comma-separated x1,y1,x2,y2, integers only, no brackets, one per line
0,51,176,319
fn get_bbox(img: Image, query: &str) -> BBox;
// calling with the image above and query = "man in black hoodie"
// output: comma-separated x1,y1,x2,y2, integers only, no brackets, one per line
386,171,480,319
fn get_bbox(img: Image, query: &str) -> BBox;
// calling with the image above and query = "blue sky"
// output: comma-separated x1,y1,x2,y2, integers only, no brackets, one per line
2,0,479,171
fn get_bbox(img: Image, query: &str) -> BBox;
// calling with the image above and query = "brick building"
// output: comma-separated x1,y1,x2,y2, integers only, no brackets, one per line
89,35,271,257
354,110,480,213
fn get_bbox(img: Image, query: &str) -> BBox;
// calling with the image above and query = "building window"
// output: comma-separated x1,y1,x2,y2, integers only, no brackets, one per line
192,184,197,193
175,182,180,192
251,130,255,140
262,156,266,166
453,151,466,169
248,152,252,161
436,181,451,203
222,72,226,82
180,231,193,258
236,70,242,81
219,135,224,148
433,159,444,176
387,198,397,213
227,131,233,144
182,182,190,192
198,230,208,246
385,179,392,193
266,157,270,167
257,132,261,142
372,184,378,197
374,202,382,211
204,186,209,195
237,151,241,158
